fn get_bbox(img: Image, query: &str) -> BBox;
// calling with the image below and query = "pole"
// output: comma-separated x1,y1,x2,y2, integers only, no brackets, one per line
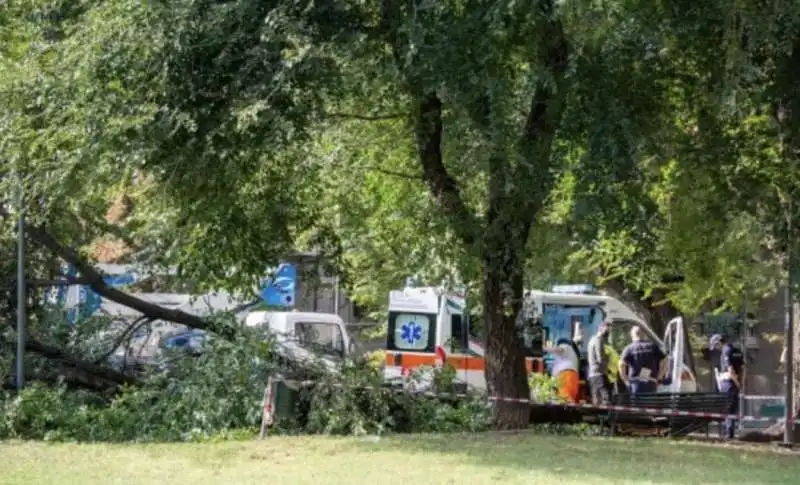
15,179,26,390
783,197,795,448
740,292,747,434
333,275,339,317
259,377,274,439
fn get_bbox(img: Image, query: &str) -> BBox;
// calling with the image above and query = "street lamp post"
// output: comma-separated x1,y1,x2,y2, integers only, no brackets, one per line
15,175,26,390
782,198,795,448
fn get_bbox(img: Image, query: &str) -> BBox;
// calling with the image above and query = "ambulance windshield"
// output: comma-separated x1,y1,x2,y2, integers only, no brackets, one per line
295,321,346,358
541,304,605,354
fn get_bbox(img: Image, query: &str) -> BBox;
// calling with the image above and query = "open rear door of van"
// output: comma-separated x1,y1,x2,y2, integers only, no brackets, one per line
662,317,697,393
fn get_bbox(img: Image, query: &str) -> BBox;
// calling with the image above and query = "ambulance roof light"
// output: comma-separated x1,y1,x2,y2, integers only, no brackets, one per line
551,284,597,295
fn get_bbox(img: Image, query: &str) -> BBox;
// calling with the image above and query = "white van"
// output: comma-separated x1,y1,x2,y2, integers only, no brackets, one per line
245,311,353,371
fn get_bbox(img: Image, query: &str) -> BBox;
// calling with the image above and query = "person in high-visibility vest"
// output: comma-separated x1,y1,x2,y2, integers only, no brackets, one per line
604,343,620,389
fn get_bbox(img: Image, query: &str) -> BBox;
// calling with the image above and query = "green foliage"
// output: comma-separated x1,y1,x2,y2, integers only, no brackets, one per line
6,0,800,437
5,0,795,317
0,336,490,441
528,422,599,437
0,0,373,292
527,372,563,404
305,118,475,315
0,332,276,442
298,362,490,436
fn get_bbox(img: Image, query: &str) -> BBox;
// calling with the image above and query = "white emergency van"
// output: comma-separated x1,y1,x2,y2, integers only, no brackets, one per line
383,284,697,395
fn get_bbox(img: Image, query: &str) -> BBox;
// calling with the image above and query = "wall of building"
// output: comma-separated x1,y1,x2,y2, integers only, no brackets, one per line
287,253,356,321
746,289,788,395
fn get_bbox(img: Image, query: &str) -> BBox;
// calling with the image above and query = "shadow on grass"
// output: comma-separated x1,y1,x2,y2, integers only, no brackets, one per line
345,431,798,485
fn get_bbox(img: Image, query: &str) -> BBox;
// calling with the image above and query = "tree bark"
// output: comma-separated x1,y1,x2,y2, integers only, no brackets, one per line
482,240,531,428
395,0,569,430
770,37,800,436
415,94,481,247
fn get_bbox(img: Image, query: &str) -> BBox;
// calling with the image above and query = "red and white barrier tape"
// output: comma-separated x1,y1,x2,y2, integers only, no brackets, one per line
487,395,800,423
270,378,799,425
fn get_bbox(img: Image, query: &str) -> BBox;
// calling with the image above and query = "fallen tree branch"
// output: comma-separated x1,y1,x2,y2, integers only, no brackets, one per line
2,334,140,390
17,215,236,339
93,316,153,365
26,340,137,385
228,299,261,316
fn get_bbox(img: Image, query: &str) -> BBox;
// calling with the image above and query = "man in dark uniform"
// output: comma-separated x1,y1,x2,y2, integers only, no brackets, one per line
710,333,745,440
619,326,667,395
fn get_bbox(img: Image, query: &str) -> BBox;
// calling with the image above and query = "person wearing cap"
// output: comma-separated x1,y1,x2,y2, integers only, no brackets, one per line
709,333,745,440
619,325,667,395
587,321,613,404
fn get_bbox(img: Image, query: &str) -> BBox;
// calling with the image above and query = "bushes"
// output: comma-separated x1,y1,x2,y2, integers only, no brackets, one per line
0,326,592,442
296,362,491,436
0,339,491,442
0,333,277,442
528,372,564,404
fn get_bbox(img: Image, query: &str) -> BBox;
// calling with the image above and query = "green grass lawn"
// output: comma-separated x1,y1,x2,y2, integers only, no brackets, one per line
0,433,797,485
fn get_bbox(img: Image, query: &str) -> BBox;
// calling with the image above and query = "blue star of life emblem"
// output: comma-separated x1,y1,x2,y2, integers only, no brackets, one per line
400,322,423,345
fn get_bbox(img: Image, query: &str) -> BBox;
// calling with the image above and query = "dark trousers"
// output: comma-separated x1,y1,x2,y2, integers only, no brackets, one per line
628,379,657,395
589,375,612,405
719,380,740,439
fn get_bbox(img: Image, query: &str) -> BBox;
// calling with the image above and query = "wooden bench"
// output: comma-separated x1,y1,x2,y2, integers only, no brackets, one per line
608,392,734,437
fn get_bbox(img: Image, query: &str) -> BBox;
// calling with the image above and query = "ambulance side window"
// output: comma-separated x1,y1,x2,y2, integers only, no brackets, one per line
390,313,433,351
451,314,466,351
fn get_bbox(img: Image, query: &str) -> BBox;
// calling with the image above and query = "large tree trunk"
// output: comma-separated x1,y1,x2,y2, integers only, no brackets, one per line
483,243,530,429
398,0,568,431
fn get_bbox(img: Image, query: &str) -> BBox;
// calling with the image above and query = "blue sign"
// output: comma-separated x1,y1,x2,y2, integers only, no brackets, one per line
400,321,423,345
259,263,296,308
